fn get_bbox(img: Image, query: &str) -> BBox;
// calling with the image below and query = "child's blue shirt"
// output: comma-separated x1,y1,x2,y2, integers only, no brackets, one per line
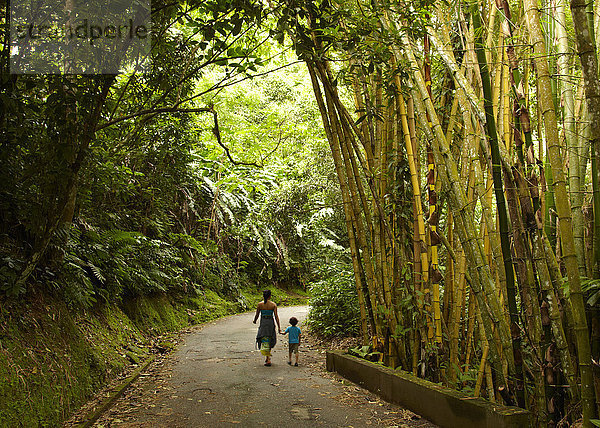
285,325,301,343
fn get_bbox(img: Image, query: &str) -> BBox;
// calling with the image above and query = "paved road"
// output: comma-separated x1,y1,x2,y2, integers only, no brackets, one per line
94,306,436,427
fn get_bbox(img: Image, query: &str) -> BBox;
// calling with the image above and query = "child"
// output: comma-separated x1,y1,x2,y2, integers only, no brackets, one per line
282,317,301,366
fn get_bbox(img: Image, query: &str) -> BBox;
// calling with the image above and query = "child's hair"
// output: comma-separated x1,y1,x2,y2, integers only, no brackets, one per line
263,289,271,303
289,317,298,326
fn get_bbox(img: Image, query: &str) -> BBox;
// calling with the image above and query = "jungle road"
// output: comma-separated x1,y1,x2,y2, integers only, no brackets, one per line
93,305,437,427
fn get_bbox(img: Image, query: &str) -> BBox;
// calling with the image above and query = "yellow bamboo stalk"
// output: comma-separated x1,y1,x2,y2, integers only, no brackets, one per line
450,248,466,383
464,291,476,369
502,46,511,157
473,341,490,398
445,96,461,143
305,64,372,341
443,213,454,326
397,91,430,305
485,0,498,66
492,49,502,125
476,302,496,402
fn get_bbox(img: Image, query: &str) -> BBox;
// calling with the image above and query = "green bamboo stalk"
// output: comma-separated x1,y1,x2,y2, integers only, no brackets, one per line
529,222,579,400
472,2,524,407
570,0,600,280
306,63,382,340
554,0,586,275
525,0,598,422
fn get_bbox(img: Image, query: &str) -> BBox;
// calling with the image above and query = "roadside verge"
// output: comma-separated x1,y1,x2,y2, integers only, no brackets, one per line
74,355,156,428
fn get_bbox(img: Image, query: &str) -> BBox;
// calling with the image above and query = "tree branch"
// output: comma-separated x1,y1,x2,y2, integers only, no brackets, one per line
96,106,262,168
96,107,213,130
209,108,262,168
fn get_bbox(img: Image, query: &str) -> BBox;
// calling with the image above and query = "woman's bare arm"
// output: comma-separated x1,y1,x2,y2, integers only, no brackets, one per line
274,305,281,333
253,305,261,324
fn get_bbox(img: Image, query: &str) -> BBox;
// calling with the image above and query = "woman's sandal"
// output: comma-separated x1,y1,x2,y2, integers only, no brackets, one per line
264,362,272,366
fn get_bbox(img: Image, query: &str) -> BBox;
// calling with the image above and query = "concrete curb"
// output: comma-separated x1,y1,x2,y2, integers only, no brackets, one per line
75,354,157,428
326,350,532,428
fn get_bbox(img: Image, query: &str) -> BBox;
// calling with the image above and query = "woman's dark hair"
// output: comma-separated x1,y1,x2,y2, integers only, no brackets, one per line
263,289,271,303
289,317,298,326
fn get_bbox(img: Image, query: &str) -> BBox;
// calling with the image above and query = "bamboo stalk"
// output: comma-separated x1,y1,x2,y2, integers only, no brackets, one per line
444,212,454,328
530,222,579,400
424,32,443,345
476,301,496,401
524,0,598,421
474,342,490,398
450,248,466,384
398,91,430,313
406,75,513,386
305,64,372,341
472,2,524,406
554,0,586,275
504,167,546,419
571,0,600,280
464,289,477,370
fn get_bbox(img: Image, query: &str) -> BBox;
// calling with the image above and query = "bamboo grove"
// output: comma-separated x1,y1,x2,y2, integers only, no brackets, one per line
275,0,600,425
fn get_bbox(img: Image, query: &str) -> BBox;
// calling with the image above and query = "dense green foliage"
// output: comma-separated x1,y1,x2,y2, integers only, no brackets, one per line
307,262,360,337
0,1,349,306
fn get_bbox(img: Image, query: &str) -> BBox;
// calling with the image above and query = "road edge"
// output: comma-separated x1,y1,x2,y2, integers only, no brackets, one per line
74,354,156,428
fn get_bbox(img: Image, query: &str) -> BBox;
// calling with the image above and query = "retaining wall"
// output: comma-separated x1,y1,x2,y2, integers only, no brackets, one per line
326,350,532,428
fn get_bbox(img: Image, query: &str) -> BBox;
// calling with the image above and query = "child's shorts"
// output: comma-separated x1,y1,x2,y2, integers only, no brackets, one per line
289,343,299,353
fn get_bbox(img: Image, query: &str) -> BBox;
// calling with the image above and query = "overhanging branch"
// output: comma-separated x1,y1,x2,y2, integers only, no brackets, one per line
96,106,262,168
96,107,213,130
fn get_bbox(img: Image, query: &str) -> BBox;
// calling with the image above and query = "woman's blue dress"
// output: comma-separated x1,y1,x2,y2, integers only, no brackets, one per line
256,309,277,353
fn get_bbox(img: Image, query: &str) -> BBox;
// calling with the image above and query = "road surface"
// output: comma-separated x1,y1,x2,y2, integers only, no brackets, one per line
93,305,436,427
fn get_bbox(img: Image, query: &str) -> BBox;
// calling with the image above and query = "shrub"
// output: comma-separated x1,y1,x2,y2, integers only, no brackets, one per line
307,267,359,337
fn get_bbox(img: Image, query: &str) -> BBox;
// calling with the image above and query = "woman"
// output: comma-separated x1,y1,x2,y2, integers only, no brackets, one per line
253,289,281,366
